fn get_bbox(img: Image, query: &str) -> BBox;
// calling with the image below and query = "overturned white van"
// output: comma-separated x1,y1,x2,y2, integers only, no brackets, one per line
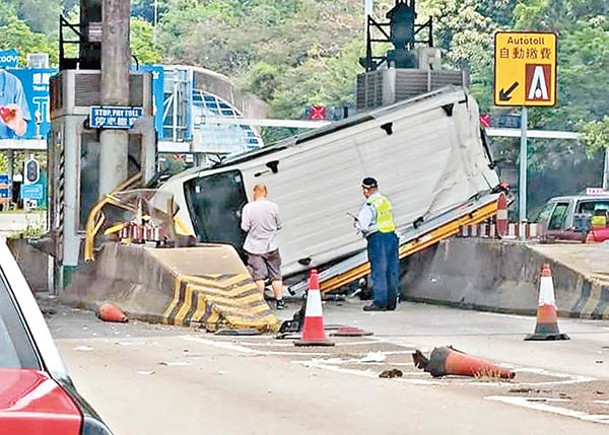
158,87,500,278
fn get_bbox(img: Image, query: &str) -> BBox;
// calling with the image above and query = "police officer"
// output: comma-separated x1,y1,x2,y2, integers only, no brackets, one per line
354,177,400,311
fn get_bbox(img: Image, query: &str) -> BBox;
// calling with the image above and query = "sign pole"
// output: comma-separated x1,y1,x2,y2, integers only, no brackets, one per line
603,148,609,191
519,106,528,225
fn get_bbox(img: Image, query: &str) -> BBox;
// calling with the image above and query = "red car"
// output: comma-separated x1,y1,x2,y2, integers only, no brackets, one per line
0,238,112,435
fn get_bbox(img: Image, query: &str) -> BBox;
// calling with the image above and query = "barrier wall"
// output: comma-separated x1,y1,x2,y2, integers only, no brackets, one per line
62,243,279,332
402,238,609,319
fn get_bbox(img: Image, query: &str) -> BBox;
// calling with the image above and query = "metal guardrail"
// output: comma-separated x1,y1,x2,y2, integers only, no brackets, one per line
458,222,546,240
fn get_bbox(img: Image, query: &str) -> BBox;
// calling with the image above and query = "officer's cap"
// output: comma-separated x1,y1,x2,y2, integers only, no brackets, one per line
361,177,378,188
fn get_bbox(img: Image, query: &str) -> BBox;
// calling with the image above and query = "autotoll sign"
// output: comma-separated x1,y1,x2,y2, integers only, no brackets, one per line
494,32,557,107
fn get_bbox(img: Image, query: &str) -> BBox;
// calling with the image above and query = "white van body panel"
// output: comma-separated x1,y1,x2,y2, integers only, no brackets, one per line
159,87,499,277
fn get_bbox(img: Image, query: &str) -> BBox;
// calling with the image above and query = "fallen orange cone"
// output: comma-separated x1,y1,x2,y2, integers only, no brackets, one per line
97,303,128,323
525,263,569,341
330,326,373,337
413,346,515,379
294,269,334,347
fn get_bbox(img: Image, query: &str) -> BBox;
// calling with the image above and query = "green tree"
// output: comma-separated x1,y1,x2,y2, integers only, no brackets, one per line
8,0,63,35
131,17,162,64
0,14,57,66
580,117,609,155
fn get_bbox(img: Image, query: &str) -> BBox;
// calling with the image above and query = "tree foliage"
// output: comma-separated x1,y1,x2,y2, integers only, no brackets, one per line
0,14,58,66
131,17,162,65
1,0,608,162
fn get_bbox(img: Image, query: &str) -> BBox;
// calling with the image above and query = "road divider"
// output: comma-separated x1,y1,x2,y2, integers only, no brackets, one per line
62,243,279,332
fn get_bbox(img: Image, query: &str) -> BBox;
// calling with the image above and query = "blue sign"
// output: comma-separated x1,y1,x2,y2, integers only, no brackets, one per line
20,183,43,201
90,106,144,129
138,65,165,139
0,50,18,67
0,174,10,203
7,67,57,140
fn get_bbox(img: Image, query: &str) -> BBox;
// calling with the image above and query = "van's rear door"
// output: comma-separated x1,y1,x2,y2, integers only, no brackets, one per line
183,169,248,249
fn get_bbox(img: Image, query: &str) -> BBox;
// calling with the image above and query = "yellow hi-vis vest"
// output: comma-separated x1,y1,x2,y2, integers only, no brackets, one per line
368,195,396,233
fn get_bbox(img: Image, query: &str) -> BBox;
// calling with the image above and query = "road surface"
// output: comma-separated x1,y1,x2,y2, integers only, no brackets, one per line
43,297,609,434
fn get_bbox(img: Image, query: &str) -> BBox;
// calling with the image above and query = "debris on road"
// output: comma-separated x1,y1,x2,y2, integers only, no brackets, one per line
361,352,387,363
412,346,515,379
97,303,128,323
379,369,403,378
137,370,155,375
73,345,94,352
330,326,373,337
215,328,261,336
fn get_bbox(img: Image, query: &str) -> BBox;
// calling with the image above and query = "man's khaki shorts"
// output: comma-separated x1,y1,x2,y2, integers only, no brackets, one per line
247,249,282,281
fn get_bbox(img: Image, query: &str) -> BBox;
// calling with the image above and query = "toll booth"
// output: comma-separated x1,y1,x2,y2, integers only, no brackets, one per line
48,69,156,288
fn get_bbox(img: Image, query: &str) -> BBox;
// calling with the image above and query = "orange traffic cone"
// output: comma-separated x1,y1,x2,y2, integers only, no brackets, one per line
97,303,128,323
525,264,569,341
295,270,334,347
413,346,515,379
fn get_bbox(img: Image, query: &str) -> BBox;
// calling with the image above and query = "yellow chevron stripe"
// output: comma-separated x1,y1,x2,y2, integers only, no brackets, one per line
229,315,279,331
204,310,221,330
181,275,229,287
220,303,272,317
190,293,210,323
162,279,183,321
198,290,264,306
165,272,279,331
186,282,259,299
183,273,252,288
173,284,195,326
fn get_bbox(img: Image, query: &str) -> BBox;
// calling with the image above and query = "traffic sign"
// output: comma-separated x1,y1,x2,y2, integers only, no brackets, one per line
24,199,38,209
90,106,144,129
494,32,557,107
0,174,10,204
20,184,44,201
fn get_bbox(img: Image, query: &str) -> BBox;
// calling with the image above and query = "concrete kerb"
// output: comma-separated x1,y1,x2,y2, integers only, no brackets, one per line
401,238,609,320
61,243,280,332
61,244,177,324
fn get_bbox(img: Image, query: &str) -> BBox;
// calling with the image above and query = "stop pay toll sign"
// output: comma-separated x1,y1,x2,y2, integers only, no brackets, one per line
494,31,557,107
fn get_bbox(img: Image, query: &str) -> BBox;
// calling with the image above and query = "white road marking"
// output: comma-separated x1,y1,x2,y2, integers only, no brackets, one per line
181,336,329,356
512,367,595,386
478,312,531,321
293,360,442,385
238,340,378,347
486,396,609,425
181,336,595,389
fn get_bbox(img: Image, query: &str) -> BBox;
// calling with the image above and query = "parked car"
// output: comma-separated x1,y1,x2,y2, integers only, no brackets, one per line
0,237,112,434
535,194,609,242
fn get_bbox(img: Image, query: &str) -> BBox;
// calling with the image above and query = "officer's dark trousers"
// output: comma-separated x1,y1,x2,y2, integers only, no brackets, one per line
367,231,400,308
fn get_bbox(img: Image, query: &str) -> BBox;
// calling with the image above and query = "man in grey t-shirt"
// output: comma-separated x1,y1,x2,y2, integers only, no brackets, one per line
240,184,285,309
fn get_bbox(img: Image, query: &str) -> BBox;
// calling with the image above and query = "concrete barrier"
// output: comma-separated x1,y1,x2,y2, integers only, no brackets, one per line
62,243,280,332
402,238,609,319
7,238,50,292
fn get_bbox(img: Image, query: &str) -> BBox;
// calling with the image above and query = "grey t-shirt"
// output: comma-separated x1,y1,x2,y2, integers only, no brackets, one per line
240,198,281,255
